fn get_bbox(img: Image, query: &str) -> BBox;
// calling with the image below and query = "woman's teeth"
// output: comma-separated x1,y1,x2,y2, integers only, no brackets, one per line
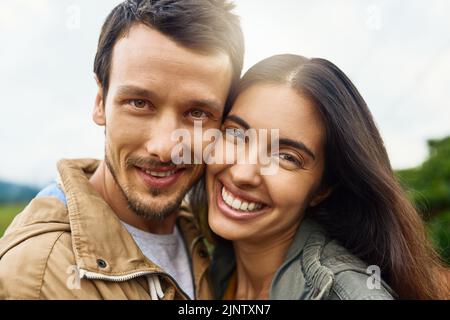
221,186,264,212
145,169,177,177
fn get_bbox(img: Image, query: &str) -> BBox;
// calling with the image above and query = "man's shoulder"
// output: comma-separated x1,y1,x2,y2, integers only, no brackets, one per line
3,184,69,236
0,229,73,299
0,191,74,299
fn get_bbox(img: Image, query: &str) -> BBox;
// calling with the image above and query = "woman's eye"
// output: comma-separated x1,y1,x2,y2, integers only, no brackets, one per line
189,109,208,120
225,128,246,141
277,153,304,167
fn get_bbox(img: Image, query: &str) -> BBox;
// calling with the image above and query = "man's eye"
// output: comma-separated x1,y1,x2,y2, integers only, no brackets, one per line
129,99,149,109
189,109,208,120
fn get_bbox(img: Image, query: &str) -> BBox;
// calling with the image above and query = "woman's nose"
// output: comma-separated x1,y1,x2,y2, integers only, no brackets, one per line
228,163,263,189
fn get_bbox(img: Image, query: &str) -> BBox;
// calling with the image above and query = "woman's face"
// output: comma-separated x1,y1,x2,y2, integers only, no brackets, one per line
206,83,329,244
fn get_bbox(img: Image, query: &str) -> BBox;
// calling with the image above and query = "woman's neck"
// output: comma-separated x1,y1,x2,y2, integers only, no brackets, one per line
232,223,300,300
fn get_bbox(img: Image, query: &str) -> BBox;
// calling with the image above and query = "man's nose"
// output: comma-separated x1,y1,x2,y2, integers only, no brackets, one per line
145,115,179,164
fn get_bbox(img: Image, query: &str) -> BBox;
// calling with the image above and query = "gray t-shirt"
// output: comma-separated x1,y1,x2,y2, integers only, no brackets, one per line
122,222,194,299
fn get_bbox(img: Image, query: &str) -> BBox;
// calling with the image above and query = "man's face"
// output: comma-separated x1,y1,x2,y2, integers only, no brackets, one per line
93,23,232,220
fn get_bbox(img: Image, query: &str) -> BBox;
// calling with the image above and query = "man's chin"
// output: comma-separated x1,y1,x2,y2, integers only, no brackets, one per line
126,192,186,220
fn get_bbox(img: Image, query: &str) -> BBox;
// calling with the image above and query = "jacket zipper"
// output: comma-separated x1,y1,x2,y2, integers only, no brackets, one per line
76,221,203,299
78,269,191,300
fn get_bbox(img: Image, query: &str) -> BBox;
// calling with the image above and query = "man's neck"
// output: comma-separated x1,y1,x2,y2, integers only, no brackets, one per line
233,223,300,300
89,160,177,235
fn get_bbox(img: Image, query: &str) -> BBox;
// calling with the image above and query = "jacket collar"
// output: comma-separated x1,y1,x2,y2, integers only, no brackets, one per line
282,218,324,264
210,217,323,299
58,158,163,276
270,218,331,299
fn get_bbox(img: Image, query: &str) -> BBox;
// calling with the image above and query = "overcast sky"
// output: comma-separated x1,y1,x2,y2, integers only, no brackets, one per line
1,0,449,187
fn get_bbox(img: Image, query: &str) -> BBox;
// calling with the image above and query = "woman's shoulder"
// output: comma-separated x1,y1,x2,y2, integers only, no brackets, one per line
301,222,397,300
319,239,395,300
270,219,396,300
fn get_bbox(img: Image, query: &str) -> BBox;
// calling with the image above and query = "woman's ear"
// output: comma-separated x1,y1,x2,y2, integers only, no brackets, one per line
93,75,106,126
309,186,334,207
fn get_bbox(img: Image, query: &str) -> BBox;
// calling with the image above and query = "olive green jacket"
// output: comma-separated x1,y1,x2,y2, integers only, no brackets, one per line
211,218,397,300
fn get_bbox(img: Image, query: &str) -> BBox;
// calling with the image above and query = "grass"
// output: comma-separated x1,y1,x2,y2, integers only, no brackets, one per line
0,204,26,237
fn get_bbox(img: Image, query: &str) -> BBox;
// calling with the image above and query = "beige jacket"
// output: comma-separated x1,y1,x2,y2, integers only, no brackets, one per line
0,159,212,300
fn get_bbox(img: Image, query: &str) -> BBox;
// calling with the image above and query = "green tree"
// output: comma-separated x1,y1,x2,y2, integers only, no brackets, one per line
397,136,450,264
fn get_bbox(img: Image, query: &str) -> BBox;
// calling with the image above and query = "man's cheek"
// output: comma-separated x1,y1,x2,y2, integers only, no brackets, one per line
108,122,140,150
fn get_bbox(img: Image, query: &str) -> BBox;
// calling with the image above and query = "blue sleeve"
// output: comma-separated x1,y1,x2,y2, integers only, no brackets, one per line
35,183,67,206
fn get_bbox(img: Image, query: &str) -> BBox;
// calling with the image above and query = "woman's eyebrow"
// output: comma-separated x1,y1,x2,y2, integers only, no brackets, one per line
226,115,250,130
279,138,316,160
226,114,316,160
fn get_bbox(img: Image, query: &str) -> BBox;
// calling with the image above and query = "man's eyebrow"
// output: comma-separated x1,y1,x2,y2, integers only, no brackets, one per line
279,138,316,160
115,85,155,99
116,85,222,113
226,115,250,130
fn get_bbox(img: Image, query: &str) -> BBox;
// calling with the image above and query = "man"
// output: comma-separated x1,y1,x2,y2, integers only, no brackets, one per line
0,0,244,300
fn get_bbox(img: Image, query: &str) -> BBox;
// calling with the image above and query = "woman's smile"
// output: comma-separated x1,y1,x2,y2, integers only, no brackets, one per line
215,179,272,221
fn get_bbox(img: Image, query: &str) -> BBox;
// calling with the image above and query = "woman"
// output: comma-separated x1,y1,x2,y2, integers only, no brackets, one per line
191,54,449,300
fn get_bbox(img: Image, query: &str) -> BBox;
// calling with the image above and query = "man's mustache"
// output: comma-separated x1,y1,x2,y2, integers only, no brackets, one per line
126,155,186,169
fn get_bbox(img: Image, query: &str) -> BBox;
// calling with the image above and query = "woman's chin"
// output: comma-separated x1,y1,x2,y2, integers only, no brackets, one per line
209,214,246,242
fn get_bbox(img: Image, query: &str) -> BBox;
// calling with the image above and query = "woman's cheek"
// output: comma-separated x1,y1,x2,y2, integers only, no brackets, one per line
267,174,313,214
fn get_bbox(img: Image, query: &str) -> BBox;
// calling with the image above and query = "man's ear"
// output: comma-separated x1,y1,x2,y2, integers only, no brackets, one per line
93,75,106,126
309,186,334,207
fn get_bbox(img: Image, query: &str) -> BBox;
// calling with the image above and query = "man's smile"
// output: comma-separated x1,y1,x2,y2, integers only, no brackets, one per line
134,165,187,189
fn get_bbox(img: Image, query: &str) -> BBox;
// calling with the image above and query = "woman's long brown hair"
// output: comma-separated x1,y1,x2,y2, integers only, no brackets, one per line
191,54,449,299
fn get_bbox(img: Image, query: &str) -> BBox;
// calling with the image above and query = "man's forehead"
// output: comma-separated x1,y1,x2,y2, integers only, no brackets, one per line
111,24,232,76
107,25,233,105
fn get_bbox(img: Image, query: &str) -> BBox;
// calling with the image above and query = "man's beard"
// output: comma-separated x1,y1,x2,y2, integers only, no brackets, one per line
105,154,188,221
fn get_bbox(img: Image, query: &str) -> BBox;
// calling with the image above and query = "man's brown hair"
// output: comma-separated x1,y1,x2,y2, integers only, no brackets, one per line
94,0,245,113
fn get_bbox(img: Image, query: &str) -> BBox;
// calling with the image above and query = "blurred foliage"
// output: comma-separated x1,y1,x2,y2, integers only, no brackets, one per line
426,211,450,265
0,204,25,237
397,136,450,265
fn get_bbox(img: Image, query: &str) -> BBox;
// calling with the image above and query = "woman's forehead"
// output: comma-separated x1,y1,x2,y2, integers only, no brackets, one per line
229,84,326,150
